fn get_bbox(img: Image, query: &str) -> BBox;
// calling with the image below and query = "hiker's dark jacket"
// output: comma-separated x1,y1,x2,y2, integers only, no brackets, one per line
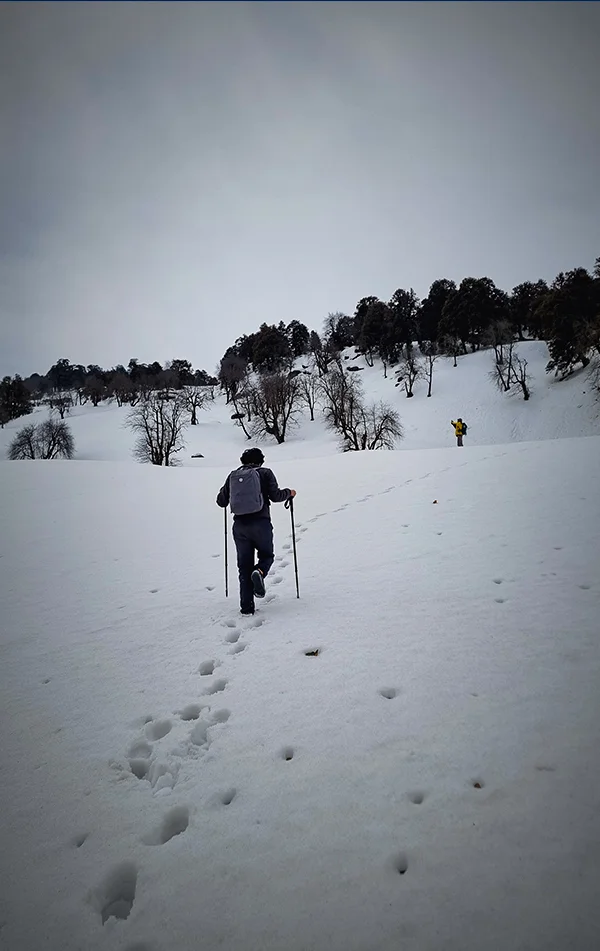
216,466,292,521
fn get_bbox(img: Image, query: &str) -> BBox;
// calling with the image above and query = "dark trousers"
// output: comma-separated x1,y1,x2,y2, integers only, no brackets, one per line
457,435,463,447
232,518,275,612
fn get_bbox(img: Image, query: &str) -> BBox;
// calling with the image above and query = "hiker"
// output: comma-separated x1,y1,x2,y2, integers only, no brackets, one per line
451,418,468,447
216,448,296,615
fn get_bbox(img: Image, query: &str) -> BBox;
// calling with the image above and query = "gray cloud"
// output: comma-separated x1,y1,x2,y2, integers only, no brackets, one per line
1,1,599,376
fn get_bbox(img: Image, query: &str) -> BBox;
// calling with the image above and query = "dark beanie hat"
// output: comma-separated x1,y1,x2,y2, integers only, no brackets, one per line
240,447,264,466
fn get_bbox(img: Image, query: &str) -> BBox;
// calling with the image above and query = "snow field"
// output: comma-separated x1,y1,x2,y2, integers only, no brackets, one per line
1,434,599,950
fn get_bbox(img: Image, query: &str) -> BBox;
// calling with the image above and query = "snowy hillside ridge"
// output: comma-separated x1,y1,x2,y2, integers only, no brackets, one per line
1,437,599,950
1,341,598,465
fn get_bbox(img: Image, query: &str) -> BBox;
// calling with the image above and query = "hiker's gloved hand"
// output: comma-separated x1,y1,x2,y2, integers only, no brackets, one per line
290,489,296,497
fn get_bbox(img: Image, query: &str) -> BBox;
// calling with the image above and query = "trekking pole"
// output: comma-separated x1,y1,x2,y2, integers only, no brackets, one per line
285,497,300,599
224,507,229,597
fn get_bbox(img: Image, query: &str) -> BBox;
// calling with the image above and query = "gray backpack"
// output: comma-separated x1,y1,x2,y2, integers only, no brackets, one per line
229,466,264,515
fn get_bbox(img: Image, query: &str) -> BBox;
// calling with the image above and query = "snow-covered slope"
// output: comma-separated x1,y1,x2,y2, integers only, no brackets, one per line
1,433,600,951
1,342,599,466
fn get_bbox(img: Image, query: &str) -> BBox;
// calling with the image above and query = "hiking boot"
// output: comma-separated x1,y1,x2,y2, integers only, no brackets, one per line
240,608,255,616
251,568,266,598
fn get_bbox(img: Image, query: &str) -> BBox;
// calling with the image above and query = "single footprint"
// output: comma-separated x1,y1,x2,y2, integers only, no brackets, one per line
230,642,247,655
225,630,240,644
247,618,264,628
223,619,237,629
408,791,425,805
393,852,409,876
146,760,179,793
281,746,294,761
494,598,506,604
265,594,277,603
212,709,231,723
220,788,237,806
206,585,215,591
379,687,398,700
142,806,190,845
279,560,290,568
199,660,216,676
271,576,283,585
72,832,89,848
180,704,203,721
492,578,503,585
204,679,227,695
535,764,556,772
211,554,221,559
282,543,291,551
471,778,485,789
89,861,138,924
145,719,172,741
189,721,211,747
128,739,153,780
149,589,159,594
579,584,591,590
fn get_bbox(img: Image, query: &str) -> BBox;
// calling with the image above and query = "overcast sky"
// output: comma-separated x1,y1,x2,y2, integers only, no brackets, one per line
1,1,599,378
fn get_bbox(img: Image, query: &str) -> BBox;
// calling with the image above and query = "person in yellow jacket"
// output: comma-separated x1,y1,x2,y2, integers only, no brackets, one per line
451,418,467,447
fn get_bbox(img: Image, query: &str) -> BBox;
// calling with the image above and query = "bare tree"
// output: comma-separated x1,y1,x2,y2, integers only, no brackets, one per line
7,423,37,458
230,387,254,440
250,372,303,444
84,376,106,407
318,364,401,450
111,372,137,407
420,342,439,397
485,320,514,366
489,343,531,400
310,332,339,377
183,386,208,425
511,354,531,400
126,392,187,466
299,371,319,421
489,339,514,393
8,419,75,460
395,351,424,397
318,362,362,435
47,391,73,419
218,353,248,402
439,334,462,368
358,401,403,450
136,375,156,402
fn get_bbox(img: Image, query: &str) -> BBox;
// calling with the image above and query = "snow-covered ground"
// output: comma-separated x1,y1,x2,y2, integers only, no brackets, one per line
1,344,600,951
